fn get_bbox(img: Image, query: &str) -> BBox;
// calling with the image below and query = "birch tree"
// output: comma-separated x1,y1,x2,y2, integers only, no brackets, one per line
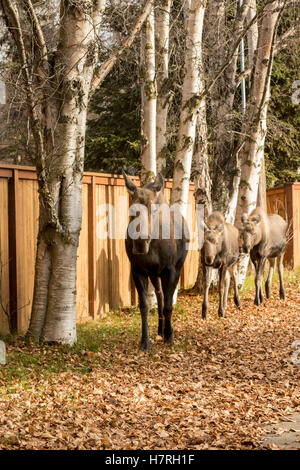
155,0,172,175
140,5,157,184
171,0,206,215
234,1,283,226
233,1,284,286
1,0,154,344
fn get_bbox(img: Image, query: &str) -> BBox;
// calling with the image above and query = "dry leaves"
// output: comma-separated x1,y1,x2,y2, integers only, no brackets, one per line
0,282,299,450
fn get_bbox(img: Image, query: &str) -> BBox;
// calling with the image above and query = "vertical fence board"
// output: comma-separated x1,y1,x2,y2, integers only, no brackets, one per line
17,179,39,333
0,177,10,334
76,182,90,322
94,184,110,315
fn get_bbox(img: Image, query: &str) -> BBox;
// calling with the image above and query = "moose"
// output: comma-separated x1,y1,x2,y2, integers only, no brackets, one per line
123,171,189,350
240,207,288,306
201,211,241,319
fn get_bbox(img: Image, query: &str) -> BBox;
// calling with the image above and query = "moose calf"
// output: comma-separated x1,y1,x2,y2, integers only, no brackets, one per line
202,211,241,319
240,207,288,306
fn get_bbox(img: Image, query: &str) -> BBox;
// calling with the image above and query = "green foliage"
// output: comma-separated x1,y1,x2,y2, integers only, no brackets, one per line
85,64,141,174
265,45,300,187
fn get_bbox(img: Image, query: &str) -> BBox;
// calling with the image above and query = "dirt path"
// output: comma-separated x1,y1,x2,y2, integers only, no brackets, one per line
262,412,300,449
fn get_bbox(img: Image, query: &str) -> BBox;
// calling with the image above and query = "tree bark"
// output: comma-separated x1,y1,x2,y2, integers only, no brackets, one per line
235,3,280,225
234,1,282,288
155,0,172,175
207,0,251,214
192,94,211,293
140,6,157,185
171,0,206,215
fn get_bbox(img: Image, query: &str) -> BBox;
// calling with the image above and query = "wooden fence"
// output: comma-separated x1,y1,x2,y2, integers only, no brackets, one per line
1,163,299,335
0,164,199,334
266,183,300,269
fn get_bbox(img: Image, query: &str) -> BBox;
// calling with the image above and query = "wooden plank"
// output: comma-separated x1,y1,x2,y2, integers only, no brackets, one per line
77,183,90,322
88,176,97,317
0,178,10,334
8,169,19,332
16,179,39,333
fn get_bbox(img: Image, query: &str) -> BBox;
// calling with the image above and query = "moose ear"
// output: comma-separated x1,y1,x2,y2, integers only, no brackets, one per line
152,173,164,193
123,170,137,196
241,214,248,225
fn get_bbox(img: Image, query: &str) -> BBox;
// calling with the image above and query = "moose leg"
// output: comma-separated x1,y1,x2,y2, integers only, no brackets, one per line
231,265,241,308
265,257,275,299
222,270,231,314
161,268,181,344
218,266,227,318
202,265,213,319
254,258,266,306
150,276,164,337
277,253,285,300
132,270,150,350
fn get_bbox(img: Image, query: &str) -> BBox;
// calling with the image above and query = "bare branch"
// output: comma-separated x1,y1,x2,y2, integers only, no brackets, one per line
274,25,299,54
90,0,154,95
22,0,48,64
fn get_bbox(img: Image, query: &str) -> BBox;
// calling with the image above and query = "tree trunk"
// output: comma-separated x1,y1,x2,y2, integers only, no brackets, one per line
246,0,258,72
235,4,280,224
140,6,157,185
155,0,172,175
234,2,281,288
207,0,248,214
171,0,206,215
192,97,211,293
27,1,100,344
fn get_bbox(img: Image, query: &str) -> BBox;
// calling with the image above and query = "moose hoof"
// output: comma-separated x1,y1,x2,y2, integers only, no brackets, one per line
218,310,224,318
280,291,285,300
202,312,207,320
254,298,260,307
164,331,174,345
234,296,241,308
140,340,151,351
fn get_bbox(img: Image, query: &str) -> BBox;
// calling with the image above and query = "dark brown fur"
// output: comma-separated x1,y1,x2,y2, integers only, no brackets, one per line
123,172,189,350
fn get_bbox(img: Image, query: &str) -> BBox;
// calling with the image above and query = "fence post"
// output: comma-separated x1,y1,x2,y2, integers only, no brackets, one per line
88,176,97,318
8,168,19,332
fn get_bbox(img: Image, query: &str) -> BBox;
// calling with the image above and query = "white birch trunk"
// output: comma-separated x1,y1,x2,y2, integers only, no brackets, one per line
155,0,172,175
234,2,280,288
140,6,157,185
246,0,258,71
171,0,205,217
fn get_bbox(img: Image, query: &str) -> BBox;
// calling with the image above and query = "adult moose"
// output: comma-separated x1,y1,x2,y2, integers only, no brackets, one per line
202,211,241,319
123,171,189,350
240,207,288,306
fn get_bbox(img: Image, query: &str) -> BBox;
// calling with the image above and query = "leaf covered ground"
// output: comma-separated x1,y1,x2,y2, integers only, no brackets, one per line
0,275,299,450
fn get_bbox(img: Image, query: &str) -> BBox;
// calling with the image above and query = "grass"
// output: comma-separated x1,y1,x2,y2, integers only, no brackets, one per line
241,266,300,295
